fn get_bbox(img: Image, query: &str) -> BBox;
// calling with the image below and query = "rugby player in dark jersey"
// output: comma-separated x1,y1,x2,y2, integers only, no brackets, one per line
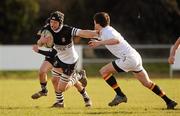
37,11,98,107
32,17,92,107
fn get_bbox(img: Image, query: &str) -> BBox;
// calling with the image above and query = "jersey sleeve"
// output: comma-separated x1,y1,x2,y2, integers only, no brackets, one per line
71,27,80,37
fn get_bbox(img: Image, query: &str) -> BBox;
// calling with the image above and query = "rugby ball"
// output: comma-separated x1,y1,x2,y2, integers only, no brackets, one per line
41,30,54,48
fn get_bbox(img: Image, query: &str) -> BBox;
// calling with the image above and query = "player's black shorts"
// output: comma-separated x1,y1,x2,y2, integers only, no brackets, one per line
53,56,77,76
44,56,55,65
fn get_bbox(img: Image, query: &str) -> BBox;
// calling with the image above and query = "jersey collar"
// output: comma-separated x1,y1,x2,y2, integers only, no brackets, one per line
53,25,63,33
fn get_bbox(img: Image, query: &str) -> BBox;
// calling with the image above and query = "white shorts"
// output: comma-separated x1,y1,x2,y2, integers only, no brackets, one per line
114,52,143,72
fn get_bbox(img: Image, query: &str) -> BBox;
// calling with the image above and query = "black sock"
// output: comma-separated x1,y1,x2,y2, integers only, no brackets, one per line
104,74,125,97
40,82,47,93
80,88,85,94
162,95,172,104
150,83,171,104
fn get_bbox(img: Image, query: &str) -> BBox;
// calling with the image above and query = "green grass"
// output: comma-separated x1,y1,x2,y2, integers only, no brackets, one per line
0,77,180,116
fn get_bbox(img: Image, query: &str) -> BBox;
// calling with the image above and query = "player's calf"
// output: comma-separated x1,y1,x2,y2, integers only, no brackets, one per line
78,70,87,87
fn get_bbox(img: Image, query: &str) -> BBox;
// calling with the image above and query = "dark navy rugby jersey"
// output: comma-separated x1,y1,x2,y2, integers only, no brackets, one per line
44,24,78,45
41,24,79,64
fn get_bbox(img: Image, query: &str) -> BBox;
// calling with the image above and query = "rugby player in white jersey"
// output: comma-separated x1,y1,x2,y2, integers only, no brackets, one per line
88,12,177,109
37,11,97,107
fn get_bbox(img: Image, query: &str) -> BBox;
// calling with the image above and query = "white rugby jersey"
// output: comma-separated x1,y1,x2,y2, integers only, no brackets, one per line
100,26,137,58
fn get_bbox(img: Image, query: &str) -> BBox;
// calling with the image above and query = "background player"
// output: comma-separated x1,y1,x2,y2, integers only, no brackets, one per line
168,37,180,64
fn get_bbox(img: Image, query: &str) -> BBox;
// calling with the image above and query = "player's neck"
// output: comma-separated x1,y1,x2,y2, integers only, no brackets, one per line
53,25,63,33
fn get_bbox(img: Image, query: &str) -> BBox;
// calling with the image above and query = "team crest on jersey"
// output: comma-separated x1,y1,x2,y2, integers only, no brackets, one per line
62,37,66,42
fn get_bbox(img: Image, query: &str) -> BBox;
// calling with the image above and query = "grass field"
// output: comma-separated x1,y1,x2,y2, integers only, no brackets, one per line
0,76,180,116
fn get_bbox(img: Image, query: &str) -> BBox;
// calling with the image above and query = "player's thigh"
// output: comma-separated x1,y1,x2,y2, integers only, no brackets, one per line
58,80,69,92
52,67,63,74
51,67,66,89
39,61,53,73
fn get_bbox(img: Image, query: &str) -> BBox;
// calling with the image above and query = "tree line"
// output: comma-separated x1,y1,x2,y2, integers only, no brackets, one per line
0,0,180,45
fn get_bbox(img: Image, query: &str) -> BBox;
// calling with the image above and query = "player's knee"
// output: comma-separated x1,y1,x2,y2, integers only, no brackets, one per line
99,68,111,78
51,77,56,84
38,70,47,77
99,68,105,76
38,73,45,79
58,86,66,92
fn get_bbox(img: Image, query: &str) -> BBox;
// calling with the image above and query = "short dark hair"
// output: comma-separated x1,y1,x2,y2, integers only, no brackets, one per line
93,12,110,27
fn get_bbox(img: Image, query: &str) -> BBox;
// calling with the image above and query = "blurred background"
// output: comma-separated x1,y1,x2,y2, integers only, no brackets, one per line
0,0,180,77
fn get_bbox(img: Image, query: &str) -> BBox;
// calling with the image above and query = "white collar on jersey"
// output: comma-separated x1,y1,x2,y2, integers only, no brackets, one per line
53,25,63,33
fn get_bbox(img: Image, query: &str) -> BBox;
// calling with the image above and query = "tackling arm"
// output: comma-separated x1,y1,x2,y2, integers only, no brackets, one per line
77,29,99,39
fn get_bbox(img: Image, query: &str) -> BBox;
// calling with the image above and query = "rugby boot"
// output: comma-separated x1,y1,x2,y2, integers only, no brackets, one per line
31,90,48,99
108,95,127,106
166,100,178,109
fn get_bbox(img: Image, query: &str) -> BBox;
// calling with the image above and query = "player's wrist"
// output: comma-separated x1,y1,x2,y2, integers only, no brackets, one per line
100,41,105,45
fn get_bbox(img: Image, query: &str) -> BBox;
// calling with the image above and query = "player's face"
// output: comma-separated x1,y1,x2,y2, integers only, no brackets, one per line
94,20,101,31
50,20,60,31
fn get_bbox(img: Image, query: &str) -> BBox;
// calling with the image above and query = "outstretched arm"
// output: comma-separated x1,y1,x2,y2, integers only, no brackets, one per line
168,38,180,64
77,29,99,39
